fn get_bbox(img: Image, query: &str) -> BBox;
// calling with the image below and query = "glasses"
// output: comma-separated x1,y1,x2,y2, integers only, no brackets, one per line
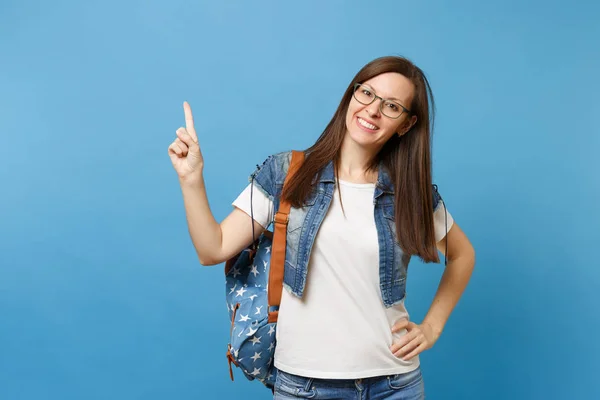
352,83,411,119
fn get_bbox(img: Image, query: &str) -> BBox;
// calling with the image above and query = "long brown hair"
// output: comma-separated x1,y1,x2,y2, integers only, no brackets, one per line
281,55,440,263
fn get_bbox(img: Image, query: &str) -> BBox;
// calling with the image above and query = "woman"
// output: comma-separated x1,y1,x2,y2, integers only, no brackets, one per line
168,56,475,399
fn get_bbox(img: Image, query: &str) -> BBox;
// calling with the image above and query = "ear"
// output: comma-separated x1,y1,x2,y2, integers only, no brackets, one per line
397,115,418,136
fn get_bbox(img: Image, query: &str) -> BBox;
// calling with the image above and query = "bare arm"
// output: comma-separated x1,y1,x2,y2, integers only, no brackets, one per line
390,221,475,360
179,179,266,265
169,102,265,266
423,222,476,339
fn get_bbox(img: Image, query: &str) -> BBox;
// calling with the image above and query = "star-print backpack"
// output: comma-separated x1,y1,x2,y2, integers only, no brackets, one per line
224,150,304,390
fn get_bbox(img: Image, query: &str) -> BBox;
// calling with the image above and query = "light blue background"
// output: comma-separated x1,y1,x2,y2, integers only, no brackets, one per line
1,0,599,399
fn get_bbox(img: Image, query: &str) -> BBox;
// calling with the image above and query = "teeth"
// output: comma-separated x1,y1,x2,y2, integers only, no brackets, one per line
358,118,378,130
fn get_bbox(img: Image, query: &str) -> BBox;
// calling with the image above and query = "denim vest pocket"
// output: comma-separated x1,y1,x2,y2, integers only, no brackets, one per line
287,190,318,234
382,203,394,219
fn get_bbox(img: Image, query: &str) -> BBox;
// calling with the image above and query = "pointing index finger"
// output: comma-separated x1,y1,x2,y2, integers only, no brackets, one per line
183,101,198,143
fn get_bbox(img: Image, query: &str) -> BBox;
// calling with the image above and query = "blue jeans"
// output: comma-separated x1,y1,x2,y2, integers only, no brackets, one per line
273,367,425,399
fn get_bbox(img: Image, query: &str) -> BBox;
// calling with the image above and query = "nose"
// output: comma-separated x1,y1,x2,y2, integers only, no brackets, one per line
366,100,381,118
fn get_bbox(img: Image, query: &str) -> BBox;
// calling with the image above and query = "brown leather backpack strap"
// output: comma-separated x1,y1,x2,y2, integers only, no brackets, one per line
268,150,305,323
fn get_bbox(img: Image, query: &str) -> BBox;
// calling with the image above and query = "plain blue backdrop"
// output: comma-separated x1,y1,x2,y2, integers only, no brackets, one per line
1,0,599,399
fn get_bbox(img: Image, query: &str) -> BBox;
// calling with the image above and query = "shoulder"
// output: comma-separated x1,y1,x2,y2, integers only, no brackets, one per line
270,150,293,175
249,150,294,199
255,150,293,182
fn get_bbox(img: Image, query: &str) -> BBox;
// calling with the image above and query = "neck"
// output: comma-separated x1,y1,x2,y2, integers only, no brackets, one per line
337,134,379,183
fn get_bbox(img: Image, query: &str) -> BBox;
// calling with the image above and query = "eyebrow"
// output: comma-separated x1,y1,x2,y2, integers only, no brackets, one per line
362,84,402,102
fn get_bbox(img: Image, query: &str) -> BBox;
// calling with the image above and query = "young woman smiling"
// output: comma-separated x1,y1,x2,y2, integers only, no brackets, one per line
169,55,476,399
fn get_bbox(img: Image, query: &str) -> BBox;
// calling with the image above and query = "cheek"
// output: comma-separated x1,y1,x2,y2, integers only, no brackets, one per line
378,122,404,141
388,118,408,134
346,103,360,126
390,121,403,133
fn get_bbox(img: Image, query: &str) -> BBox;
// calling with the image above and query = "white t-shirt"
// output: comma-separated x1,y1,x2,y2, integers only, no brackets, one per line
232,179,454,379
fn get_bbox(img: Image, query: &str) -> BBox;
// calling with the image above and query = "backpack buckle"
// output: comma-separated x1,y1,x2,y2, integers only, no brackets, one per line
274,212,289,226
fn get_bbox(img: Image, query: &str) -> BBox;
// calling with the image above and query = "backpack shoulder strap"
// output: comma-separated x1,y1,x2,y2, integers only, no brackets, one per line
267,150,305,323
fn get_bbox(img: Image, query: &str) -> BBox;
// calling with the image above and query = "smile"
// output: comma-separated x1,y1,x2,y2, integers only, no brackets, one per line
357,117,379,131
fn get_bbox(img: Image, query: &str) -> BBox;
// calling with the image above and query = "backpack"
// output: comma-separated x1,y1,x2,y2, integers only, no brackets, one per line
224,150,304,390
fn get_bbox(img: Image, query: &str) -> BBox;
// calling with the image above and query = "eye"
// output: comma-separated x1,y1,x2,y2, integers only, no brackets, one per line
385,102,399,111
361,89,373,97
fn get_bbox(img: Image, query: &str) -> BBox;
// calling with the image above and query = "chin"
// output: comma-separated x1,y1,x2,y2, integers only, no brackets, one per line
345,127,382,149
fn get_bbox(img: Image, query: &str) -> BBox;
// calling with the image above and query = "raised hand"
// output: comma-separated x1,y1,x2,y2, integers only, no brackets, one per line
168,101,204,182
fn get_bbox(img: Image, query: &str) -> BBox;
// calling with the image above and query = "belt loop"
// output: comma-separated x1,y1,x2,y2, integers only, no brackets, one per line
304,377,314,392
355,378,364,391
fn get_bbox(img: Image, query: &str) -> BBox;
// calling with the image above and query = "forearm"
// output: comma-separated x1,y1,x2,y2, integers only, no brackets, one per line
179,177,223,265
422,253,475,339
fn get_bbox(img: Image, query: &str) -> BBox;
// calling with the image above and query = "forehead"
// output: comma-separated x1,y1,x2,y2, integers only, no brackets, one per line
361,72,414,105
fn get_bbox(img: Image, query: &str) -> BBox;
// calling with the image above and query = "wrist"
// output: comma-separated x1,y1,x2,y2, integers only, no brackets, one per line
179,176,204,192
422,318,443,341
179,173,205,189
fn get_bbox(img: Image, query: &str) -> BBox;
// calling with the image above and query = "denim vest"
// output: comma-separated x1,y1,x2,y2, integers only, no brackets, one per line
249,151,441,308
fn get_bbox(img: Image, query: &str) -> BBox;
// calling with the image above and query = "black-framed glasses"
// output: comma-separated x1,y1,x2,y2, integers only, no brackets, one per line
352,83,411,119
